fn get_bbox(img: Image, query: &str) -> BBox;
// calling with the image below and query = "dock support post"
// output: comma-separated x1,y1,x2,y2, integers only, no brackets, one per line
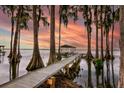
47,76,56,88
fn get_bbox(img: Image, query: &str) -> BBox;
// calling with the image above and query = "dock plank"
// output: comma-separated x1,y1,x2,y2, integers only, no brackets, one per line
0,54,80,88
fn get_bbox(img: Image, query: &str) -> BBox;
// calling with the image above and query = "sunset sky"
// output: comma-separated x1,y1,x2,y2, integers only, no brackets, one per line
0,6,120,49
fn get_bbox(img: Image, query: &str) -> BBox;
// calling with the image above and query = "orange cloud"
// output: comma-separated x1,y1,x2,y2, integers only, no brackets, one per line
0,9,120,49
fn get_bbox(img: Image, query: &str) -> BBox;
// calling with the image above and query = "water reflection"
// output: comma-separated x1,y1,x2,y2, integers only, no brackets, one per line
100,59,116,88
9,56,21,80
105,59,111,87
101,60,105,87
0,50,120,87
87,59,93,88
95,60,103,87
84,58,117,88
93,59,104,87
104,59,116,88
111,59,115,87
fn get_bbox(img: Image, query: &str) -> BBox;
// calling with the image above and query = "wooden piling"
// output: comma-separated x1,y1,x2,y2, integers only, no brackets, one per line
47,76,56,88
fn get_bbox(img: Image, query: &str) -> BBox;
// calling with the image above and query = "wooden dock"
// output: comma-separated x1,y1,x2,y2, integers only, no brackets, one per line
0,54,81,88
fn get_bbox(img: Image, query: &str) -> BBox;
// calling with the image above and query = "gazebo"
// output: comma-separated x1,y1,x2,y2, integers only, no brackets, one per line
60,44,76,55
0,45,5,54
0,45,5,63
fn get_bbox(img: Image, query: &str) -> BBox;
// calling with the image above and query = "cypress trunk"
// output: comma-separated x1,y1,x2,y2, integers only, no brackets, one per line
48,5,57,65
26,5,44,71
8,10,14,58
111,22,115,87
95,10,99,58
86,7,93,60
17,29,22,58
10,6,22,80
100,6,104,86
111,23,114,59
118,6,124,88
111,6,115,60
86,28,93,60
105,32,110,59
57,8,62,60
96,26,99,58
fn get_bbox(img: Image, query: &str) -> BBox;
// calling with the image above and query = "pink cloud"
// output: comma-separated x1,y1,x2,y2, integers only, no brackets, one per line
0,8,120,49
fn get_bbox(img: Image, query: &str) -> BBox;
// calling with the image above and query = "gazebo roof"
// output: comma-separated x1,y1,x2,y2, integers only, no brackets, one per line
60,44,76,48
0,45,5,47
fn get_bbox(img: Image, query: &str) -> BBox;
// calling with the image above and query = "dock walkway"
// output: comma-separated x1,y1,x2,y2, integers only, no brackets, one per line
0,54,81,88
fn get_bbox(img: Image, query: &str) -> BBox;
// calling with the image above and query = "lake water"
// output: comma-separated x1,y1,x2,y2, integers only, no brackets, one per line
0,50,120,87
